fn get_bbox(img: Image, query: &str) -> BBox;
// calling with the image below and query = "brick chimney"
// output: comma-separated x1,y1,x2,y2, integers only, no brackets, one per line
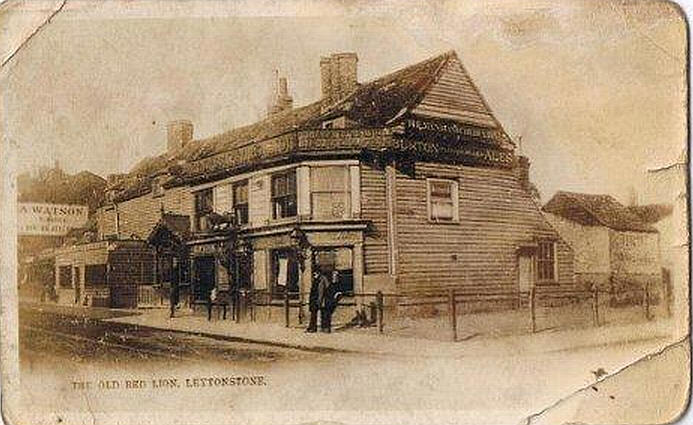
166,120,193,152
267,74,294,117
320,52,358,106
515,155,531,191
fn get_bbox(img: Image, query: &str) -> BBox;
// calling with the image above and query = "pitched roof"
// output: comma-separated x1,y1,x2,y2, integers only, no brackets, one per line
309,50,507,132
147,213,191,246
626,204,674,224
542,191,657,233
111,50,510,201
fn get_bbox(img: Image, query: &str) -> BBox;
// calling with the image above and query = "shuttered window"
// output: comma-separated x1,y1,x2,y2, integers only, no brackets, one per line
427,179,459,222
537,241,556,281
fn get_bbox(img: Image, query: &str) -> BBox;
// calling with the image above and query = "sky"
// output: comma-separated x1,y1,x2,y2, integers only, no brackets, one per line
1,0,687,203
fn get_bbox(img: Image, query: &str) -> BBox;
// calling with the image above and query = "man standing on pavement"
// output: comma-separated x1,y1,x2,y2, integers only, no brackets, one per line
320,270,343,333
306,270,328,333
169,279,180,318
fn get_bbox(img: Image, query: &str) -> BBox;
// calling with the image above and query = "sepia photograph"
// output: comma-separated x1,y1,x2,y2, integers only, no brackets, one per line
0,0,689,424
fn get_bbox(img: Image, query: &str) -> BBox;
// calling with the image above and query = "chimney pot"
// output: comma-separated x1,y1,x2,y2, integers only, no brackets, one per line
516,155,531,191
267,74,294,117
166,119,193,152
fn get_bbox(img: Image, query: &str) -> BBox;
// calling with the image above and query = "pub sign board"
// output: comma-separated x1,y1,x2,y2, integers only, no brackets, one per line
17,202,89,236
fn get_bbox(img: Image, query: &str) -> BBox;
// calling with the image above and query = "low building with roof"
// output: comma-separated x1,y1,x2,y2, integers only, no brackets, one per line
542,191,662,295
96,50,576,317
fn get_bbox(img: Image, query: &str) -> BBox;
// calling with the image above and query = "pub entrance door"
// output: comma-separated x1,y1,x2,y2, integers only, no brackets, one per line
193,256,216,302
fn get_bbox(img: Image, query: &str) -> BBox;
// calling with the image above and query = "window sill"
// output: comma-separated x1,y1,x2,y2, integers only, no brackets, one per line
427,219,460,225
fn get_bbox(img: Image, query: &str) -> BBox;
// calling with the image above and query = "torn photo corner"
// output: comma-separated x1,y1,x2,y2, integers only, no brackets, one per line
0,0,690,424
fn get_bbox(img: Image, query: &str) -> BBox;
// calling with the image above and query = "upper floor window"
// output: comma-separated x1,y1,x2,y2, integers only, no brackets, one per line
233,180,249,225
537,241,556,282
271,171,297,219
311,166,351,219
427,179,459,222
194,188,214,231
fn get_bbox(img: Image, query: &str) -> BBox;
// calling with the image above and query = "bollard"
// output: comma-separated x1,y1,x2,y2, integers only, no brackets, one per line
376,291,384,334
529,287,537,333
592,285,600,327
284,290,290,328
448,288,458,342
369,301,378,325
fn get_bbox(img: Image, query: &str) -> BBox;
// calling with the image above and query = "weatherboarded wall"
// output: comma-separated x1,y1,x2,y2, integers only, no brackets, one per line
99,187,195,240
393,162,575,294
360,163,389,275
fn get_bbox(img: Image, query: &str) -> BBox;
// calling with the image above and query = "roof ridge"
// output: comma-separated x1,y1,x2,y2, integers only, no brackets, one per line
562,191,613,229
386,51,454,125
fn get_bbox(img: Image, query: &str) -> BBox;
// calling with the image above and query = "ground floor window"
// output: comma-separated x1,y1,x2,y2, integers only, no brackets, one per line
85,264,107,286
313,247,354,295
537,241,556,282
58,266,72,288
270,249,299,297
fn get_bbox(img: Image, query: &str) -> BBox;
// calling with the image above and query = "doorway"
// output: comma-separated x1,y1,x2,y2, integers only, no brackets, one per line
518,254,535,294
193,256,216,301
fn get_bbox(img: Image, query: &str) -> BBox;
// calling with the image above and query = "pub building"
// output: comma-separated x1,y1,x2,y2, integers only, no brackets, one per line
97,51,575,317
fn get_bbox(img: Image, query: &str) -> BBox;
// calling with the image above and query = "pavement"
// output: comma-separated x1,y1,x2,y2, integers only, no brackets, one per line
107,306,682,359
15,301,689,425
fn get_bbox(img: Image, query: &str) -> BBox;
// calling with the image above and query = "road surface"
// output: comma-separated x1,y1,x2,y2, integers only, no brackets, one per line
14,303,679,425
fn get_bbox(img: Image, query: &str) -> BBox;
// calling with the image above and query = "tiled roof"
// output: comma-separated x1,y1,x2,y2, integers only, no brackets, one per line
626,204,674,224
111,50,509,202
543,191,657,233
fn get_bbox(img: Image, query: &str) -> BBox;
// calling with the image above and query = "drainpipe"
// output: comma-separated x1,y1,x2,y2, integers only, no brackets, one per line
114,203,120,239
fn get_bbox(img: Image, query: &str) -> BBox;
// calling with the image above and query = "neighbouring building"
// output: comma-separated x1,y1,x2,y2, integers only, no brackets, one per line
638,154,688,329
97,50,575,316
52,240,155,308
542,191,662,296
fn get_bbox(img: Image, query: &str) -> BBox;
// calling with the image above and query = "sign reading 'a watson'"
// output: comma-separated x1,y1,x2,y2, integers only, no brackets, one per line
18,203,88,236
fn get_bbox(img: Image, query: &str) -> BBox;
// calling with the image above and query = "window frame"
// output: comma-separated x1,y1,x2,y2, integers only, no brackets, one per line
84,264,107,286
194,188,214,231
232,179,249,226
309,165,351,220
271,170,297,220
536,240,557,283
426,178,460,223
58,265,73,288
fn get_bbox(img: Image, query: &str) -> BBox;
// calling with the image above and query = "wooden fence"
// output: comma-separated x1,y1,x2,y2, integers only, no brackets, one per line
200,282,669,342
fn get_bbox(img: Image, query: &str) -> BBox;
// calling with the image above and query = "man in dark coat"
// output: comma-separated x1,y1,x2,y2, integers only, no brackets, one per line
169,279,180,318
320,271,343,333
306,270,328,333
